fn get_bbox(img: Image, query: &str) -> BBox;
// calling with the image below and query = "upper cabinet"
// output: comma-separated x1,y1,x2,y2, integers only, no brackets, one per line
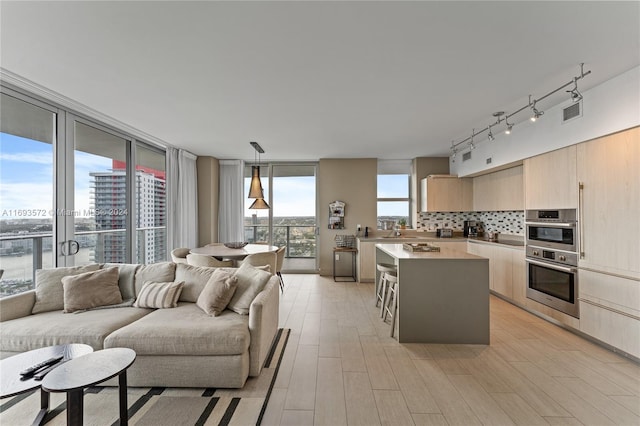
577,127,640,278
420,175,473,212
524,145,577,209
473,166,524,212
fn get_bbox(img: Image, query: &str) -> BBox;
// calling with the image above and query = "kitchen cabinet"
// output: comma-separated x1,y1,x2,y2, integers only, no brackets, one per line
473,165,524,211
524,145,577,209
467,241,525,301
577,127,640,278
420,175,473,212
579,269,640,358
357,239,376,282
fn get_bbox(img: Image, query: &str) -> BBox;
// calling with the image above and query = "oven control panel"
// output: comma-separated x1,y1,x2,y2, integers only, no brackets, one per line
526,246,577,267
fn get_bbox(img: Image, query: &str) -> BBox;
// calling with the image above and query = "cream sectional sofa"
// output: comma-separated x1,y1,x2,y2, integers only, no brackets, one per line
0,262,280,388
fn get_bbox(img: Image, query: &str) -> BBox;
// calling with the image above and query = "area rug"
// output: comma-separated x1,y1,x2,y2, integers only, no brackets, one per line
0,328,290,426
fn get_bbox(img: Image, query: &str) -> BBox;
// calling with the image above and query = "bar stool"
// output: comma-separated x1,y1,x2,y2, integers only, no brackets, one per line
382,273,399,338
376,263,397,317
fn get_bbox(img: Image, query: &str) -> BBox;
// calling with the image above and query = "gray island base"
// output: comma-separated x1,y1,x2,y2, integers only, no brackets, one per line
376,243,490,344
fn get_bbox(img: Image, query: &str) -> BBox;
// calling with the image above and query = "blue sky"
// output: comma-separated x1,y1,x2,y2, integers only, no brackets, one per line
0,132,112,218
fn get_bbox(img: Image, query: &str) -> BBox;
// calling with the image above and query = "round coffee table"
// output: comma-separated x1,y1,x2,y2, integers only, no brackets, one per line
0,343,93,425
42,348,136,426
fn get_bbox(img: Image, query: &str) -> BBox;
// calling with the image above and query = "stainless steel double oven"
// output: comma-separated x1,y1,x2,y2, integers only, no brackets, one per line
525,209,579,318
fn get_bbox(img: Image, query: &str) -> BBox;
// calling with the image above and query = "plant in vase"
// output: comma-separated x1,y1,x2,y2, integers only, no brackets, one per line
398,218,407,229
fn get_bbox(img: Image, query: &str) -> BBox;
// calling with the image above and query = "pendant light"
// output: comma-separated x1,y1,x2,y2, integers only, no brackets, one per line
248,141,270,209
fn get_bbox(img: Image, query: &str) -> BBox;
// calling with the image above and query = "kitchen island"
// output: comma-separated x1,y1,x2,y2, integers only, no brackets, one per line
376,243,489,344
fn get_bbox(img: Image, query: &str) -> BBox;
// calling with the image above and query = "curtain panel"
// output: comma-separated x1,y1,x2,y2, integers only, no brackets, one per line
218,160,245,242
167,148,198,253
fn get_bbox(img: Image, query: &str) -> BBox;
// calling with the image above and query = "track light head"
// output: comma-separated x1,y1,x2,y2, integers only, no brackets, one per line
487,127,495,141
504,116,513,135
529,96,544,122
567,77,583,103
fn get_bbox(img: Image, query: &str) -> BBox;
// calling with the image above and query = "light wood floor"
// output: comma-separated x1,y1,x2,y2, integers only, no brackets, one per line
261,274,640,426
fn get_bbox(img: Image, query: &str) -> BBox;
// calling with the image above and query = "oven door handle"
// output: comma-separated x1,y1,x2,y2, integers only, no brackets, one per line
525,221,576,228
526,258,577,273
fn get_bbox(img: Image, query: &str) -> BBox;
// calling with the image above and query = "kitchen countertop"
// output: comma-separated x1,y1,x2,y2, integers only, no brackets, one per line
358,234,524,248
375,243,485,260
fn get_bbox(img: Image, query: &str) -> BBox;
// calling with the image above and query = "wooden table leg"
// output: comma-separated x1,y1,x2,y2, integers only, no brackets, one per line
118,371,128,426
31,388,49,426
66,389,84,426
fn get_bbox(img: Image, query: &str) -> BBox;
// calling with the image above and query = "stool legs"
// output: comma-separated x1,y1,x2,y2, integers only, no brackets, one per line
382,275,398,338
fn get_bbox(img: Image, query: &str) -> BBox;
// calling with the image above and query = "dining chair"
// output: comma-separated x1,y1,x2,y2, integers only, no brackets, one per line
275,246,286,292
171,248,190,264
186,253,234,267
236,252,277,275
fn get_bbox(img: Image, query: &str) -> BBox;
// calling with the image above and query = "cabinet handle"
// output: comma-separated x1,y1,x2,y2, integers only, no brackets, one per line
578,182,585,259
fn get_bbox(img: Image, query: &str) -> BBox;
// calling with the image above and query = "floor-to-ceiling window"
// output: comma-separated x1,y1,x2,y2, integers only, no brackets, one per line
0,86,167,297
244,163,318,272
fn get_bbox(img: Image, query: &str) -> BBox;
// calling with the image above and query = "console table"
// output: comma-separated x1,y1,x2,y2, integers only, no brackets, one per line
333,247,358,282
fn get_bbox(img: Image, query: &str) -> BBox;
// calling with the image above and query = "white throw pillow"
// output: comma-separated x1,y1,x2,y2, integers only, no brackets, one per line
134,281,184,309
227,263,272,315
196,269,238,316
32,264,103,314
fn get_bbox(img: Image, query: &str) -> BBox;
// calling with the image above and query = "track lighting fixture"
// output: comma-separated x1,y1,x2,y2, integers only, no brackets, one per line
529,95,544,122
505,116,513,135
567,77,583,103
448,64,590,158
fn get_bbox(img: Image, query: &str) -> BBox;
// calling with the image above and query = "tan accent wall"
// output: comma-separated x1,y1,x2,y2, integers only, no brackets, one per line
410,157,449,227
318,158,377,276
196,156,220,246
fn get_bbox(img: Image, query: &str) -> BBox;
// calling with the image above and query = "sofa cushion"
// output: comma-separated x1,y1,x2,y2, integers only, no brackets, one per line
134,262,176,296
196,269,238,316
0,307,153,352
104,303,250,356
174,263,220,302
105,263,140,301
134,281,184,309
62,267,123,313
32,264,103,314
227,263,272,315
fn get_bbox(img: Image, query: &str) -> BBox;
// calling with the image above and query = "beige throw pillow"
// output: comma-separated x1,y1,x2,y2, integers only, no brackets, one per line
134,281,184,309
227,263,272,315
196,269,238,316
32,264,103,314
62,267,123,313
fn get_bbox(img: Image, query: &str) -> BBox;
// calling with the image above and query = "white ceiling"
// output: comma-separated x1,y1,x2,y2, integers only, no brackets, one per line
1,1,638,161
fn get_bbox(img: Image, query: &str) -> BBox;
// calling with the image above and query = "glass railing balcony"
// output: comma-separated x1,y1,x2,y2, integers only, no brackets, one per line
243,225,316,258
0,226,167,298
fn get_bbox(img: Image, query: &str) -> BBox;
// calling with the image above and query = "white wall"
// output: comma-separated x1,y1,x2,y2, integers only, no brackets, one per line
451,66,640,177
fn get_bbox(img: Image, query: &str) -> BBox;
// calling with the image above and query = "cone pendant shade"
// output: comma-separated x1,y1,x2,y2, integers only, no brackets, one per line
249,198,270,209
248,166,264,199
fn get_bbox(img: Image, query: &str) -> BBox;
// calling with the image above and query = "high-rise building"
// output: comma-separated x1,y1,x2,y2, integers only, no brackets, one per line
91,161,166,264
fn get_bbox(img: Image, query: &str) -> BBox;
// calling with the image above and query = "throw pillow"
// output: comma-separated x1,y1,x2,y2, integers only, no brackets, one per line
134,262,176,297
62,267,123,313
174,263,218,303
134,281,184,309
227,263,272,315
196,269,238,316
31,264,103,314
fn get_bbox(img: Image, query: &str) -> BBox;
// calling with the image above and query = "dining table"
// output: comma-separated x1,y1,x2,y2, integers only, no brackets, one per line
190,244,279,260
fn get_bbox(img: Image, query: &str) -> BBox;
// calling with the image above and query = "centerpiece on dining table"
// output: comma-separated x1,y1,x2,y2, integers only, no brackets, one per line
223,242,249,249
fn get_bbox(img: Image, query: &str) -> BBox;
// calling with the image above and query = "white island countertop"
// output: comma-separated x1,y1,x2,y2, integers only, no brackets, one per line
375,243,486,260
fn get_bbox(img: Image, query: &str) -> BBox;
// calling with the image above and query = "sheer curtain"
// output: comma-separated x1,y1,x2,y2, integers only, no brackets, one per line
167,148,198,252
218,160,245,242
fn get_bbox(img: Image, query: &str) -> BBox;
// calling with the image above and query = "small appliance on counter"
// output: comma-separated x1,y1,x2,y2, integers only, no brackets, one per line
436,228,453,238
463,220,481,237
486,231,500,241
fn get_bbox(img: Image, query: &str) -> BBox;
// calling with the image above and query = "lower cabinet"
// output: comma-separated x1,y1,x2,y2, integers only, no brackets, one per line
357,240,376,282
579,269,640,358
467,241,525,301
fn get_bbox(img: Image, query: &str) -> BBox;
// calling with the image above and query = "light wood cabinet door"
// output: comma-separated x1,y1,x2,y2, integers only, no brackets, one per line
492,246,513,299
421,176,473,212
579,269,640,358
577,127,640,278
357,241,376,282
511,250,527,305
467,242,495,290
473,166,524,211
524,145,577,209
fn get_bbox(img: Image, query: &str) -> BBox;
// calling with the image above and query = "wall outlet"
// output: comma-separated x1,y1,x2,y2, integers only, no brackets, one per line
335,253,340,261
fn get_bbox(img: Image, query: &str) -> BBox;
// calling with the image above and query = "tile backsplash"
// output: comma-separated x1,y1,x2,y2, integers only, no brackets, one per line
417,211,525,235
